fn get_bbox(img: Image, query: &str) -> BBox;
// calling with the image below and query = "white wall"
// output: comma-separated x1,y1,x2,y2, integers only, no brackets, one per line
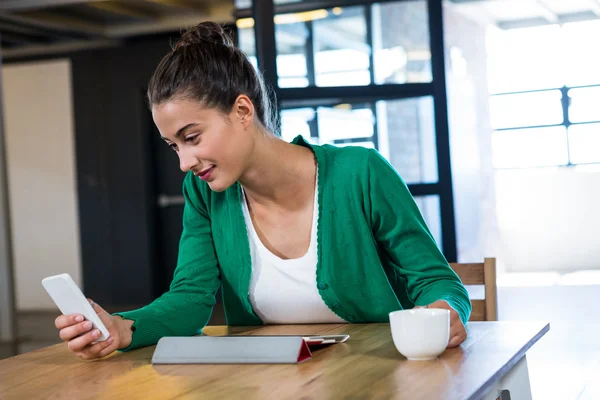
444,4,500,265
2,59,82,310
495,165,600,272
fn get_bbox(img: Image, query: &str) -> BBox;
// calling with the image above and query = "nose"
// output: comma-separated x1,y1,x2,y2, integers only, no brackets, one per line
178,150,198,173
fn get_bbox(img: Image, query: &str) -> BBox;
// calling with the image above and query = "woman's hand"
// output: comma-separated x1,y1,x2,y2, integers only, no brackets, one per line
54,299,133,360
416,300,467,348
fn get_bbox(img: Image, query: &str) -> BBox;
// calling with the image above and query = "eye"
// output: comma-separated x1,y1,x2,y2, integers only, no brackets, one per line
168,143,178,152
185,134,200,143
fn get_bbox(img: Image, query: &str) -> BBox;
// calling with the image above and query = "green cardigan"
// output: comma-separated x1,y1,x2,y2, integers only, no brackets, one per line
115,136,471,350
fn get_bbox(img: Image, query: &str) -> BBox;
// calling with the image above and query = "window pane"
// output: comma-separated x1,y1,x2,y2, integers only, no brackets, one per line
280,108,315,143
313,6,370,87
414,195,442,250
316,105,374,143
335,141,375,149
568,123,600,164
487,25,564,93
275,21,309,88
568,86,600,123
284,98,437,184
564,20,600,87
492,126,568,168
377,97,438,184
235,0,301,8
372,0,431,84
234,0,251,8
489,90,563,129
237,25,258,70
271,6,370,88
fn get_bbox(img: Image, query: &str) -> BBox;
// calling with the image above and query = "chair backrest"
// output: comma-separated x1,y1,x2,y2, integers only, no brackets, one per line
449,258,498,321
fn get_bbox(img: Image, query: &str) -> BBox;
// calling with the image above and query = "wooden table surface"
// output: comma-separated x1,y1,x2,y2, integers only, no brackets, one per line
0,321,549,400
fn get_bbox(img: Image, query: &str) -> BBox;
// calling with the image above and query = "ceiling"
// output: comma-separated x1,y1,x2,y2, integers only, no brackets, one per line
449,0,600,29
0,0,234,60
2,0,600,60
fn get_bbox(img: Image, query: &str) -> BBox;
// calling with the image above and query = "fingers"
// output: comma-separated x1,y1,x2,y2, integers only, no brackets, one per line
448,334,465,348
447,314,467,348
88,298,102,314
76,337,115,360
54,300,118,360
59,320,94,342
55,314,84,330
96,339,117,359
67,328,104,353
89,300,112,327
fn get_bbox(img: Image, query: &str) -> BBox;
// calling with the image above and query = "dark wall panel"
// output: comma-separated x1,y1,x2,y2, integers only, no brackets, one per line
71,37,173,307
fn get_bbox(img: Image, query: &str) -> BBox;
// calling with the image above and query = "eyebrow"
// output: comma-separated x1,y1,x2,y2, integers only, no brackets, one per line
162,123,199,141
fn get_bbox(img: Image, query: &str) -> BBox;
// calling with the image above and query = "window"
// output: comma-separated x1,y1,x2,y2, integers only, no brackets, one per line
488,21,600,168
568,87,600,123
238,1,431,88
281,97,438,184
568,124,600,164
414,195,442,250
372,1,431,84
492,126,568,169
235,0,457,259
489,90,563,130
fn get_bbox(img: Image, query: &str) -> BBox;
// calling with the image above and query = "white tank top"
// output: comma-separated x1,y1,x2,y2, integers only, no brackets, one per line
241,176,346,324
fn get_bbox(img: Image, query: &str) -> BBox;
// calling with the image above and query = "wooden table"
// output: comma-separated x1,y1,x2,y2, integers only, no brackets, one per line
0,322,549,400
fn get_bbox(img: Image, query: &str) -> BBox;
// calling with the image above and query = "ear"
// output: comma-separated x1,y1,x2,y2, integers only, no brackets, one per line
233,94,255,130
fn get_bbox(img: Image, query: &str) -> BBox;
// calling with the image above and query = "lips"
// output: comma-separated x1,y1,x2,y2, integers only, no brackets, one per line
196,166,215,180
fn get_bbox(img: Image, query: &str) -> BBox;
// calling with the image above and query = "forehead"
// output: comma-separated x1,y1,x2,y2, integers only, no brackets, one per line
152,100,221,137
152,99,210,120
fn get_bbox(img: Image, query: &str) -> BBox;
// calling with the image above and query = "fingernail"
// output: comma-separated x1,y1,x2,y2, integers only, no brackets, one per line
75,315,84,322
84,321,93,329
93,330,100,337
107,337,113,344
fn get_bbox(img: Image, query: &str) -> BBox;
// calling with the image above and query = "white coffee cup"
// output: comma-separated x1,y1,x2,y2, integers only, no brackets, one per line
389,308,450,361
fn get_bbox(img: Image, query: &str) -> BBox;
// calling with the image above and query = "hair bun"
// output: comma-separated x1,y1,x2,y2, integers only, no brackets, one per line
175,21,234,50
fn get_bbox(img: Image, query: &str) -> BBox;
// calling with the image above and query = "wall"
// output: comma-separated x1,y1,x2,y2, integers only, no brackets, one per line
495,166,600,272
443,4,499,264
371,2,498,262
2,59,82,310
443,9,600,273
69,37,172,307
0,41,17,341
4,34,204,310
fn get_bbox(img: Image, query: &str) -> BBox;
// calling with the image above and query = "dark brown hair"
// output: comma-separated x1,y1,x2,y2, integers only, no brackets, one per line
147,21,278,134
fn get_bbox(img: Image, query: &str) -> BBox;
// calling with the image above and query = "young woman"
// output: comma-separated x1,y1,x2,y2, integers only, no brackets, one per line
55,22,471,360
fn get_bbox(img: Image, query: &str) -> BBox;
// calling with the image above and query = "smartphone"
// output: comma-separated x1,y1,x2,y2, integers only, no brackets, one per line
41,273,109,342
302,335,350,345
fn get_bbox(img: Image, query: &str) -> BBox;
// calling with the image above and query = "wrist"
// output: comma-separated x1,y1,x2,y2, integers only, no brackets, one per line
114,316,134,349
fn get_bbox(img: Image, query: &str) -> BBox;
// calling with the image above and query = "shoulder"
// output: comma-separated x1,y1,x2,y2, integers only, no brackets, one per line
318,143,396,180
319,143,373,171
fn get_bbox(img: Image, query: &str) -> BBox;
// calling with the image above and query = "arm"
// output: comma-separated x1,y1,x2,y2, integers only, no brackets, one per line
113,172,220,351
367,150,472,325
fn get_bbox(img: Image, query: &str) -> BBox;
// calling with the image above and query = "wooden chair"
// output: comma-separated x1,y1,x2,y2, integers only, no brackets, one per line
449,257,498,321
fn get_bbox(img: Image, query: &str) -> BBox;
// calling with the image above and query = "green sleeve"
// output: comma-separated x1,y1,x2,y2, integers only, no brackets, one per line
112,172,220,350
367,150,472,325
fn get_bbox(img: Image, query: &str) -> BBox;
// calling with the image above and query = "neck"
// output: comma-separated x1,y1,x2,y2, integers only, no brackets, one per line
238,132,316,210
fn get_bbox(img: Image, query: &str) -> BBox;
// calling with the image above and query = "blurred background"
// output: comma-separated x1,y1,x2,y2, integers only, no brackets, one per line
0,0,599,398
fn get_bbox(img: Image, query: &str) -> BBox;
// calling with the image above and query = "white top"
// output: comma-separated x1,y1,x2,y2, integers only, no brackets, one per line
241,176,346,324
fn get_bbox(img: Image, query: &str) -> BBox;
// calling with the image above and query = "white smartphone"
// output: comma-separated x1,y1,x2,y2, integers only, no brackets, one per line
302,335,350,345
41,273,109,342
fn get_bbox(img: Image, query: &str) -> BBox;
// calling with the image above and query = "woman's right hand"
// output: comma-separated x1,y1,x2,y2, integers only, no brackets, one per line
54,300,132,360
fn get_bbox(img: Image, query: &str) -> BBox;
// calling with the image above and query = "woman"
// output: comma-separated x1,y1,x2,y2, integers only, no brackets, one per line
55,22,471,360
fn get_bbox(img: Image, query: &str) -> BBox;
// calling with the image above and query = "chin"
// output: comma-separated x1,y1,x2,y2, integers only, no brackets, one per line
207,179,233,193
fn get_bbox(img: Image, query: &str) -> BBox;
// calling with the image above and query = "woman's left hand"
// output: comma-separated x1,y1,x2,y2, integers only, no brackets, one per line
418,300,467,348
